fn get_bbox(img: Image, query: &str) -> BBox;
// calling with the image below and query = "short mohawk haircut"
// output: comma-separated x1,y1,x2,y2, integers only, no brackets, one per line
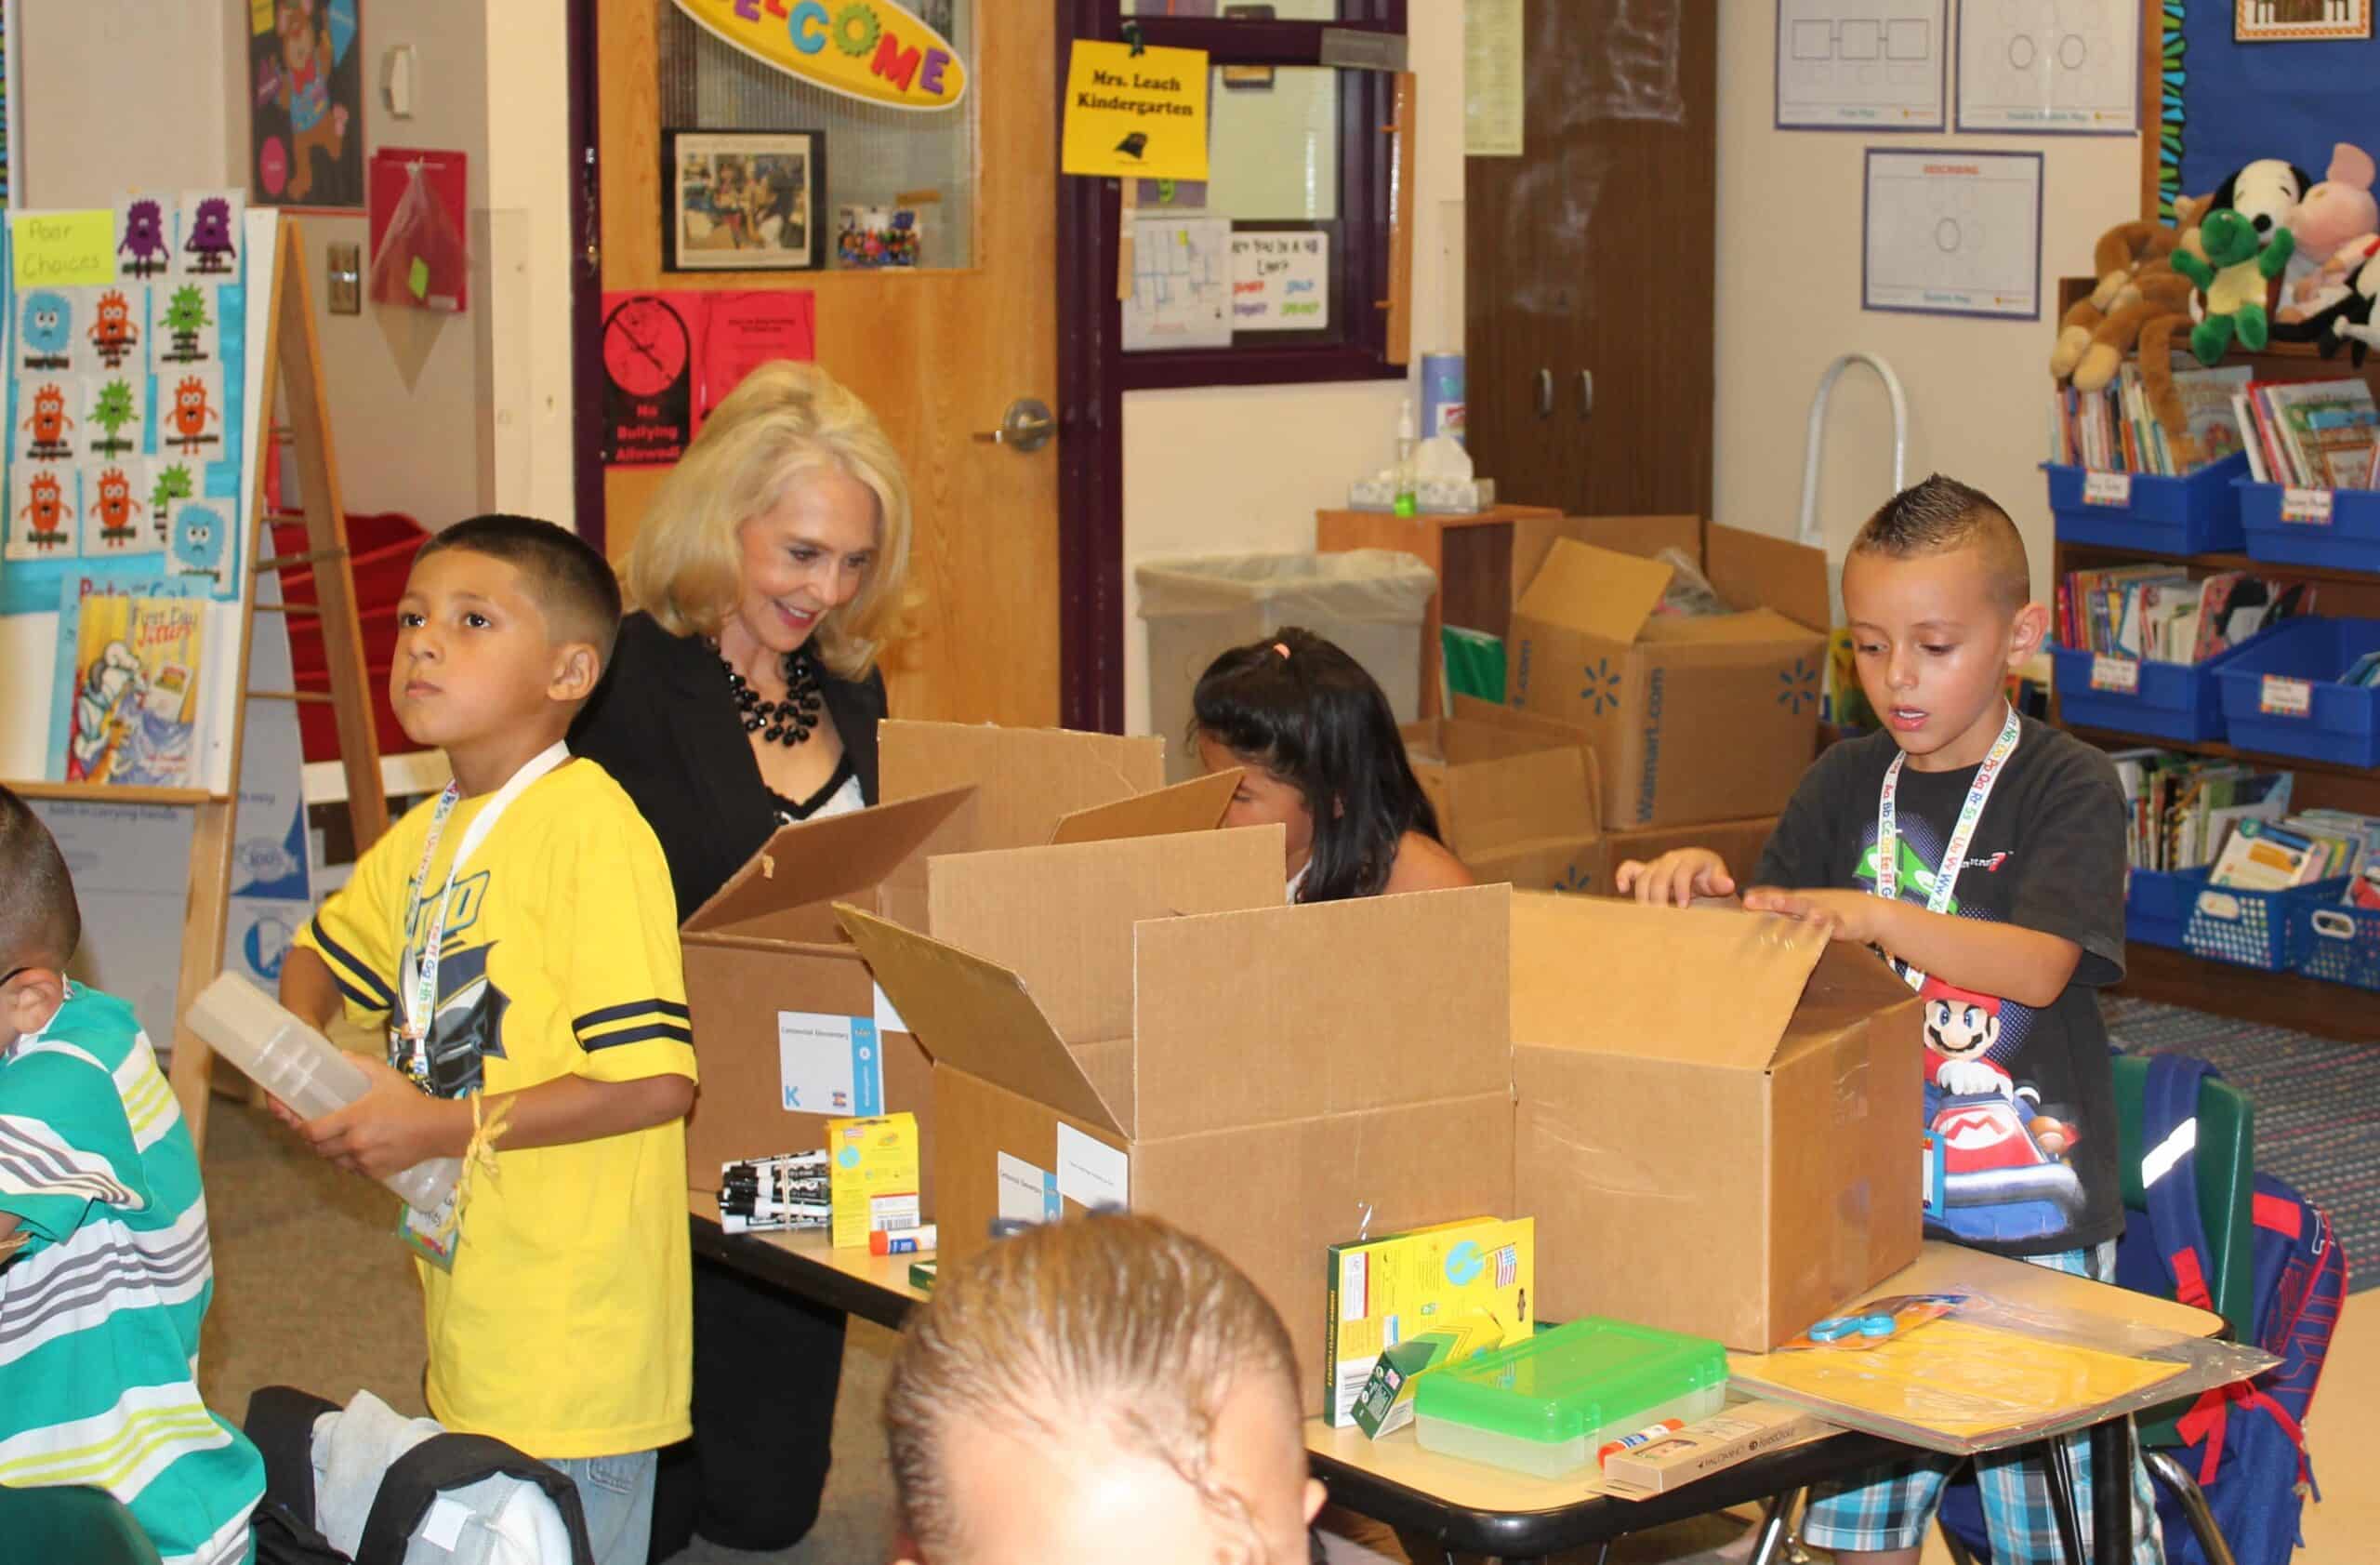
1851,473,2031,610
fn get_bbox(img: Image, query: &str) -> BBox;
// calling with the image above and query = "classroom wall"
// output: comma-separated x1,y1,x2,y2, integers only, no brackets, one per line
18,2,534,537
1121,1,1466,736
1709,25,2141,605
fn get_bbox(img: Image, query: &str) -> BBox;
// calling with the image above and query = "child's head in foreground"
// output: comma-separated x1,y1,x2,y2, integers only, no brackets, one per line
0,787,78,1050
396,514,623,776
1191,627,1442,900
883,1213,1323,1565
1844,474,2048,771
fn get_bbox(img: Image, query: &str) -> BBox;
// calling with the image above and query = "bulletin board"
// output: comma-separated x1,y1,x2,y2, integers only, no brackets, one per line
0,200,275,794
2149,3,2380,220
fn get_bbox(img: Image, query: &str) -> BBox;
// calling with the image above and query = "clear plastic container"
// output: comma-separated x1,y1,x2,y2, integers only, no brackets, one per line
1413,1317,1728,1479
187,973,459,1214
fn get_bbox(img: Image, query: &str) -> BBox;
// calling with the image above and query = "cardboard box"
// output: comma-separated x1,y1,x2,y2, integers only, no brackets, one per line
1600,1400,1832,1494
1511,893,1923,1350
1505,520,1829,829
1574,816,1779,901
679,723,1238,1216
841,874,1515,1417
1401,718,1602,893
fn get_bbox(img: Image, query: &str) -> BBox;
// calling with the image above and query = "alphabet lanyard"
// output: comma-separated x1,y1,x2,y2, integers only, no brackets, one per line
1871,705,2020,993
395,742,570,1079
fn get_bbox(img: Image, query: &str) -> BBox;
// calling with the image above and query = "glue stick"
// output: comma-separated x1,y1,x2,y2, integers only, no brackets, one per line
870,1225,937,1255
1596,1418,1686,1467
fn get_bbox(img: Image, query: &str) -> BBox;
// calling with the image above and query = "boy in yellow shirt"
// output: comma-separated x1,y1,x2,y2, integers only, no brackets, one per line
278,514,695,1565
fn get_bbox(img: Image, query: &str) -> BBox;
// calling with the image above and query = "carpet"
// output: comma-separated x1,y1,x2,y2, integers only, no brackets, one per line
2103,997,2373,1293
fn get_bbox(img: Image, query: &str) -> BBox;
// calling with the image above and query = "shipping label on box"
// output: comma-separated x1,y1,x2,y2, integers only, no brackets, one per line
826,1111,919,1249
777,1011,882,1117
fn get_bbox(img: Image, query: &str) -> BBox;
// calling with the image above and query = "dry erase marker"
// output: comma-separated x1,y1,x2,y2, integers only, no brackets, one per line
871,1224,937,1255
1597,1418,1685,1467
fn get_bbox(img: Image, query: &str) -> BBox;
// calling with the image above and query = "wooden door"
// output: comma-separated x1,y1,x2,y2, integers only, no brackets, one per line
592,2,1058,726
1464,0,1716,518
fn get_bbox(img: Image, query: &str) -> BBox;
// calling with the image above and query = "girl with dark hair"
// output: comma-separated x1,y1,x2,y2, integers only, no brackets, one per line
1191,628,1473,902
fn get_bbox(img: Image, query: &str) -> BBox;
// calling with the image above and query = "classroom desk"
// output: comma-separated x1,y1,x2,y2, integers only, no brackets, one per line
1306,1241,2228,1565
689,1217,2229,1565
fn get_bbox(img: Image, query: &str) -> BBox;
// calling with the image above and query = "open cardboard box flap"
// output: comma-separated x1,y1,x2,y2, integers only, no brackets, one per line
1047,769,1241,846
881,720,1168,848
838,903,1126,1137
1707,521,1831,635
1514,538,1676,643
1446,745,1598,851
924,826,1285,1054
1512,893,1881,1070
681,786,976,944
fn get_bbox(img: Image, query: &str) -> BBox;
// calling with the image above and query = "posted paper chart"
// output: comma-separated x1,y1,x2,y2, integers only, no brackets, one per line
1956,0,2137,134
1776,0,1947,130
1123,216,1231,351
1863,148,2042,319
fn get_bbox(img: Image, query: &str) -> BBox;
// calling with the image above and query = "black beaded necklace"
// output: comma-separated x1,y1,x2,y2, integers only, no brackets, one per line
709,637,825,746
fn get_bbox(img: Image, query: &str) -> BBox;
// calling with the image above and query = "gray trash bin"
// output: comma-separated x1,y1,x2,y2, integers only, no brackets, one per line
1136,549,1439,782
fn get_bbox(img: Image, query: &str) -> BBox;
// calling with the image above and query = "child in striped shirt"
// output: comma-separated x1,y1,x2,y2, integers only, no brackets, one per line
0,785,263,1565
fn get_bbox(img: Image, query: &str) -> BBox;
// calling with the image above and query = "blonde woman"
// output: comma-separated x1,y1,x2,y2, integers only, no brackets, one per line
575,358,911,918
570,358,910,1558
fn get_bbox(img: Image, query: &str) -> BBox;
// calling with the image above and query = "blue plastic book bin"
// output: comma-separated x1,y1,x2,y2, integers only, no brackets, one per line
2293,895,2380,992
2213,617,2380,769
2126,866,2210,950
2049,625,2277,744
2235,480,2380,573
2045,454,2248,554
2182,876,2349,972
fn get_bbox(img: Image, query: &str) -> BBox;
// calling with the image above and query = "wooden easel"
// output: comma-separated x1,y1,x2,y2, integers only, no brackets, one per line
10,219,385,1153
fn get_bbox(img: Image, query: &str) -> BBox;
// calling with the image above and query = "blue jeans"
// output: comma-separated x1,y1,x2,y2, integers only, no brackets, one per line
547,1451,657,1565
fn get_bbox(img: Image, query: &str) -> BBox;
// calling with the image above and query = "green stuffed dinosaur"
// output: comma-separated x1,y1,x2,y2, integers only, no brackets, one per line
2172,207,2295,364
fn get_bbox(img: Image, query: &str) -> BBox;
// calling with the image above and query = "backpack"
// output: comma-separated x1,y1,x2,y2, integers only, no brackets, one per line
2114,1054,2349,1565
245,1386,597,1565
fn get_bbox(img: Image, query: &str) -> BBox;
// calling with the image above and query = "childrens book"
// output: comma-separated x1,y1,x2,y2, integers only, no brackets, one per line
47,575,209,787
2254,378,2380,489
2206,818,2318,891
2170,365,2253,471
1322,1216,1533,1426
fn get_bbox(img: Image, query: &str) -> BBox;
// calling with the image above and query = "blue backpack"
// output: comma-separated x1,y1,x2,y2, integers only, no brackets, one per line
2113,1054,2348,1565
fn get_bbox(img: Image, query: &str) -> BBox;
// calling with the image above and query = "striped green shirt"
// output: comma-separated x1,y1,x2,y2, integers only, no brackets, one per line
0,984,260,1565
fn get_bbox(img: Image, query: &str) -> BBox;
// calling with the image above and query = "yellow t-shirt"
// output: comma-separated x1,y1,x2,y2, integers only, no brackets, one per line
295,757,696,1459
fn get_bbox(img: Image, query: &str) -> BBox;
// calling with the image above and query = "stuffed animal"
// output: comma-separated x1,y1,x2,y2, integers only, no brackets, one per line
2275,143,2379,339
2322,244,2380,366
2170,158,2309,364
2051,206,2205,463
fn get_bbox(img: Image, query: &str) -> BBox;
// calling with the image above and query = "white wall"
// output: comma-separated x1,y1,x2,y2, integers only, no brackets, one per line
483,0,577,527
1711,22,2141,603
1121,2,1466,735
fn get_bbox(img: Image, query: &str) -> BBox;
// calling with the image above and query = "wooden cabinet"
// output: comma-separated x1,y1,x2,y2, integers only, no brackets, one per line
1463,0,1717,518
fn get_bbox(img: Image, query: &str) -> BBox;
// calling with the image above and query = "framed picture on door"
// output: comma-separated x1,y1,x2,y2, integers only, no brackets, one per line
664,128,825,272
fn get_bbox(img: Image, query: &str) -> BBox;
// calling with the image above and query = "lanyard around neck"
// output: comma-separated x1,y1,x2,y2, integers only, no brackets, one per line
399,742,570,1050
1871,706,2021,992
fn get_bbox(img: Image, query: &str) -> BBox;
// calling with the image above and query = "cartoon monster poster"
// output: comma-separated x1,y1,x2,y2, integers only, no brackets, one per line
49,576,209,788
248,0,363,211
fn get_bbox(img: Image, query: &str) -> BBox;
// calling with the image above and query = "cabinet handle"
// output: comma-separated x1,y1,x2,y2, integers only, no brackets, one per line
1579,369,1594,420
1535,368,1554,419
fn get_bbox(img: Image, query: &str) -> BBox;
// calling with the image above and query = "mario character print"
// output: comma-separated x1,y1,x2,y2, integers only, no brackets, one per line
1858,819,2089,1248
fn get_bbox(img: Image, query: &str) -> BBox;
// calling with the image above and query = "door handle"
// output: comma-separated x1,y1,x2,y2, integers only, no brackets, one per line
973,397,1055,453
1579,369,1594,420
1534,368,1554,419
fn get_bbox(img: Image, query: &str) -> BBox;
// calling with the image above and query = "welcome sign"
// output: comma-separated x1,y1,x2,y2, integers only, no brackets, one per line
672,0,968,112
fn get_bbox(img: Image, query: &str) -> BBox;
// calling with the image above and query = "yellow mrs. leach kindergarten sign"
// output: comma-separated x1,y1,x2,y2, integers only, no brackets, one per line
671,0,967,112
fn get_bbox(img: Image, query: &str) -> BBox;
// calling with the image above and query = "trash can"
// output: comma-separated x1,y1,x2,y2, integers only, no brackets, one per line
1136,549,1439,782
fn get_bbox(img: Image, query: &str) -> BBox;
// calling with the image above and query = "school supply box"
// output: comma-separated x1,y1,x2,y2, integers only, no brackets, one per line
1512,893,1924,1349
677,722,1240,1218
841,880,1515,1418
1324,1215,1534,1429
1506,517,1829,830
1400,718,1602,893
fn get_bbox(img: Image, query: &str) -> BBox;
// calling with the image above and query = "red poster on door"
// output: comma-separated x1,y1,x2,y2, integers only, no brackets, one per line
600,289,816,467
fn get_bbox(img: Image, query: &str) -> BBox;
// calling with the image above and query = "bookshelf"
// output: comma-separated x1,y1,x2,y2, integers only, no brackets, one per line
2049,276,2380,1043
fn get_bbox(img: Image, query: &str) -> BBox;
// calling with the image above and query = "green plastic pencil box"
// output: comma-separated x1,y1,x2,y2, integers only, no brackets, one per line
1412,1316,1727,1478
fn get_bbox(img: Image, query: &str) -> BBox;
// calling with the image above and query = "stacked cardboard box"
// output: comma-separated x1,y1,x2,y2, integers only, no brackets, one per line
1504,516,1828,833
1402,715,1601,893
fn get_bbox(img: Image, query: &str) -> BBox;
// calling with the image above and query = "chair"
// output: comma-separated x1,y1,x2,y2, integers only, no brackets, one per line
1935,1055,2256,1565
0,1484,165,1565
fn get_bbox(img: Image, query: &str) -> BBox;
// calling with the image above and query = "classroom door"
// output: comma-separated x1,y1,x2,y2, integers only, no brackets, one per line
1464,0,1716,518
588,1,1058,726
